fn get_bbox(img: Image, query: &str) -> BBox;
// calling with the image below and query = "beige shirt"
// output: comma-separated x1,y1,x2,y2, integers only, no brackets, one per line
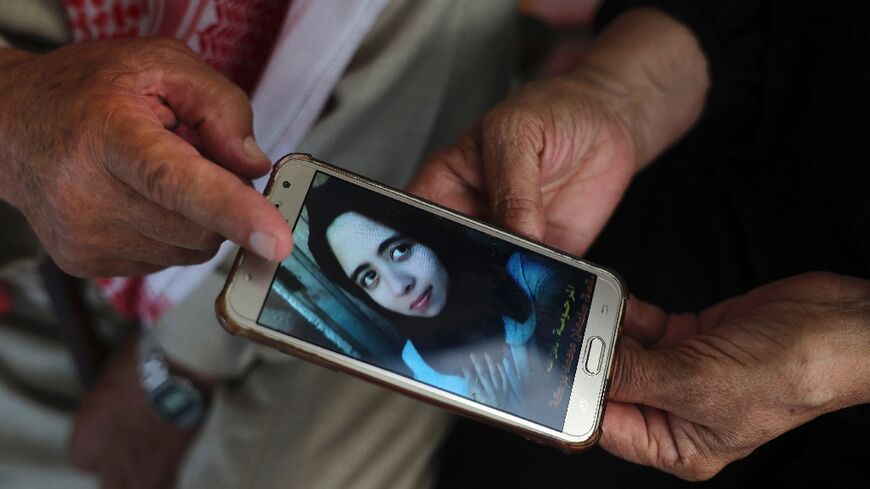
0,0,69,47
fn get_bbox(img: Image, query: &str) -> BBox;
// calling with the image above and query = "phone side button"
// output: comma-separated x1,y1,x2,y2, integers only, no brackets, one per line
584,337,605,375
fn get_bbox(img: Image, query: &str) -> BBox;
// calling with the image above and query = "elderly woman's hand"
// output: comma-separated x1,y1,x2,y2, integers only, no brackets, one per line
408,69,637,256
601,272,870,480
407,8,709,256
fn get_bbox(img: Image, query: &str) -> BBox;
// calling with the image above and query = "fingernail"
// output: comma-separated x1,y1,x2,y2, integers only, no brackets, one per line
249,231,277,261
243,136,269,162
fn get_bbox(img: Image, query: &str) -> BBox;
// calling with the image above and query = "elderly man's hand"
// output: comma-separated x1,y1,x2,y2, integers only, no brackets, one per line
0,39,292,277
601,273,870,480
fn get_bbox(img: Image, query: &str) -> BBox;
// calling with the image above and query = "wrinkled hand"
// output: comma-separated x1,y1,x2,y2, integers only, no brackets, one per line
409,8,711,256
0,39,291,277
70,339,205,489
408,72,637,255
602,272,870,480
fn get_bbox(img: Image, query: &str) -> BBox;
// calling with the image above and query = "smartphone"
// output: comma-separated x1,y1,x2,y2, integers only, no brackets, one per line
217,153,626,450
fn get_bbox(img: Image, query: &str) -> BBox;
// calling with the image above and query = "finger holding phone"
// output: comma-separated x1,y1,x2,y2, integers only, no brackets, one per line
407,9,709,256
601,272,870,480
0,38,291,277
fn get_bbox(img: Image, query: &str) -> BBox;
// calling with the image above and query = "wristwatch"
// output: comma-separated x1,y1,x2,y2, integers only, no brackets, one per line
137,330,208,429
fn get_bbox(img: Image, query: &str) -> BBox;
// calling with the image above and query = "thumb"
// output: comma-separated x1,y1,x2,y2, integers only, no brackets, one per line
611,296,704,406
480,115,547,241
608,339,689,411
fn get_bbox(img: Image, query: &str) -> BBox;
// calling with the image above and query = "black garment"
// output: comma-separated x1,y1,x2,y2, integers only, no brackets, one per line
592,0,870,295
437,1,869,487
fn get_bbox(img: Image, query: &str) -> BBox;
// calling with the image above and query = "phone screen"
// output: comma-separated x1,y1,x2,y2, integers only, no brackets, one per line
257,172,596,430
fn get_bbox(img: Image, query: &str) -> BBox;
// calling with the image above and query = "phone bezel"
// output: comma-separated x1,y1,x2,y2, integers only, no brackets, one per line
218,154,626,450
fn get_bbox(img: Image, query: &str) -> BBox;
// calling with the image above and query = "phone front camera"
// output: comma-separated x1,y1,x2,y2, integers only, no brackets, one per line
282,181,291,188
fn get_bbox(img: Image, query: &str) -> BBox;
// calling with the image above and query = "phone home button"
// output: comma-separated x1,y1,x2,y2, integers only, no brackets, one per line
584,337,605,375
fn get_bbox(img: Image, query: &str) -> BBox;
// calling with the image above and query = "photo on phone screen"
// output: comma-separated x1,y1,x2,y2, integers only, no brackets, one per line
257,172,597,430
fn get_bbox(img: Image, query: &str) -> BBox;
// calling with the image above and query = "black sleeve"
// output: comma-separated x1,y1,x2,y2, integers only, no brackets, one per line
595,1,768,142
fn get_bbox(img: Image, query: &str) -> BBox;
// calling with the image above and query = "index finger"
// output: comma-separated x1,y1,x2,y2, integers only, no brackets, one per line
107,116,292,261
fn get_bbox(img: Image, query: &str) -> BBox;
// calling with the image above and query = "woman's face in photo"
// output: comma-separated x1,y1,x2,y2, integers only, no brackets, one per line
326,212,449,318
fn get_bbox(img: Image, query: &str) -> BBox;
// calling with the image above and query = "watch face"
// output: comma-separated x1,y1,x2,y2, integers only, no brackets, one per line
155,386,195,412
152,380,205,428
138,333,207,428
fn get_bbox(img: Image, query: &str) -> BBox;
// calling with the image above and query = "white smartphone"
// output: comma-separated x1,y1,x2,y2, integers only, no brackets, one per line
217,154,626,450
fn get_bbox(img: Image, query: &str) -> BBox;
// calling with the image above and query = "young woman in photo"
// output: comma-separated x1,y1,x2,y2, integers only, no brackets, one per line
305,177,590,425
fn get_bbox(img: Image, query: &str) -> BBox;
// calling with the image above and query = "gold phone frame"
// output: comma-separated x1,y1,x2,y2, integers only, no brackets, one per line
216,154,627,451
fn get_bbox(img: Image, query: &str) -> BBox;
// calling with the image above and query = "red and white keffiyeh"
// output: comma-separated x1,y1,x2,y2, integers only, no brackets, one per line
65,0,288,92
64,0,389,324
